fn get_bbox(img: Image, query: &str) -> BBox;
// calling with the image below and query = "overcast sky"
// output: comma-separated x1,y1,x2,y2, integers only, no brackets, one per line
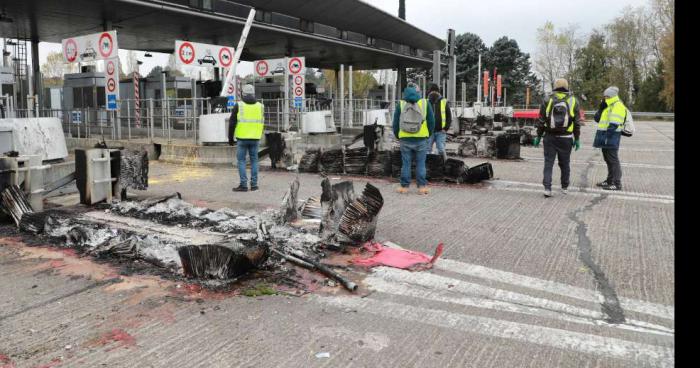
28,0,649,78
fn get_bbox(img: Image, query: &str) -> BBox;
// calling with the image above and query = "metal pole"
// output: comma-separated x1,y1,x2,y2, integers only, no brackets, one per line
504,88,507,107
149,98,154,142
339,64,345,128
284,57,290,131
127,99,131,140
461,82,466,109
384,70,389,102
348,65,353,127
192,80,197,144
432,50,441,85
477,53,482,103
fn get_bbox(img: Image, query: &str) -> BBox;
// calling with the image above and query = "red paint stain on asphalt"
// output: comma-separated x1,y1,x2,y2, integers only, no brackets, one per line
33,357,62,368
94,329,136,351
0,354,16,368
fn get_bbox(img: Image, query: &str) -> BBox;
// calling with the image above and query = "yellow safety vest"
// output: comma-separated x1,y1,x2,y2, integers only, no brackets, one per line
398,99,429,138
597,95,627,132
235,102,264,139
545,92,576,133
439,99,447,128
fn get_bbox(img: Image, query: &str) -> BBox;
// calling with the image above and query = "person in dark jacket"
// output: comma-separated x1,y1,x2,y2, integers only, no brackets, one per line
534,78,582,197
392,84,435,194
592,86,627,191
229,84,265,192
427,83,452,162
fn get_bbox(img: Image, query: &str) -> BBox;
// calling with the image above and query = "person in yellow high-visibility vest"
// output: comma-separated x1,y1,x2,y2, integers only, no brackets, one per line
229,84,264,192
427,83,452,162
392,83,435,195
593,86,628,191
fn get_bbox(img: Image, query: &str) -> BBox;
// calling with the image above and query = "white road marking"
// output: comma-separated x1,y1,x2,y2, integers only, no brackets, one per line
315,296,674,367
488,180,674,204
520,157,674,170
366,269,673,336
434,257,674,321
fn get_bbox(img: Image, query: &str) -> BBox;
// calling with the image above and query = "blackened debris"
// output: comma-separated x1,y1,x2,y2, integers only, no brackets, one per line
178,240,270,279
319,149,344,174
281,177,300,223
0,185,33,226
119,150,149,191
299,149,321,173
338,183,383,244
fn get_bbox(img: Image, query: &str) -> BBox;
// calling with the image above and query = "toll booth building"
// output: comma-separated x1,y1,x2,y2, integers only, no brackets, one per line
62,69,109,125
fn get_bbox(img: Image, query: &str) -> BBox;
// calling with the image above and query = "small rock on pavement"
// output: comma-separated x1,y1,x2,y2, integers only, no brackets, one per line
315,352,330,359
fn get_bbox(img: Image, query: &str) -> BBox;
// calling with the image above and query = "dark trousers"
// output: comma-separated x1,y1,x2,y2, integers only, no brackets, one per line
602,148,622,186
543,135,573,190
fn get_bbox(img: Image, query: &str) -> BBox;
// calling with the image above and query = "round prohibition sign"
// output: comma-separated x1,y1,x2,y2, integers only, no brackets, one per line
227,83,235,94
107,78,116,93
288,57,303,74
98,32,114,58
294,75,303,86
106,60,115,75
178,42,195,65
64,39,78,62
219,47,233,67
255,60,269,76
294,86,303,97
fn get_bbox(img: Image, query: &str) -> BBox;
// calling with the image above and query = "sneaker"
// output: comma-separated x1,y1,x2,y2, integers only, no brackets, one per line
233,185,248,192
596,180,610,187
418,187,430,195
396,186,409,194
543,189,553,197
250,185,259,192
602,184,621,191
561,188,569,195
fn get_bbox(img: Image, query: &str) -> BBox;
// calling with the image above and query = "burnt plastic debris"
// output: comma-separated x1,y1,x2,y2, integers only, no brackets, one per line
18,212,49,234
300,196,322,220
178,240,270,280
299,149,321,173
281,177,301,223
119,150,149,191
265,132,285,169
0,185,33,226
443,159,466,182
425,154,445,181
344,147,368,175
462,163,494,183
338,183,384,244
319,149,344,174
496,133,521,159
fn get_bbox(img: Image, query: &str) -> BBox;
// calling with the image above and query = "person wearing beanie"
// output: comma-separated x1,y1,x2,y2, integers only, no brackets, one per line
593,86,627,191
426,83,452,162
534,78,582,197
229,84,264,192
392,83,435,194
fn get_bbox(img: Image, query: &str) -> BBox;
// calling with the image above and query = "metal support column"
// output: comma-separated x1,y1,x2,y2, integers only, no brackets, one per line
284,57,289,131
348,65,353,127
30,39,41,111
432,50,441,85
339,64,345,128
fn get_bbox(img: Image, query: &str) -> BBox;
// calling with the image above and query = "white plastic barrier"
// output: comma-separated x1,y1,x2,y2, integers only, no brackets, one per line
0,117,68,160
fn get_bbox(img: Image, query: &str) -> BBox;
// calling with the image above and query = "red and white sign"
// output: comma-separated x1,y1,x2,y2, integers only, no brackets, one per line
496,75,502,99
218,47,233,67
64,39,78,63
62,31,119,63
134,73,141,128
288,57,304,75
105,56,120,110
174,40,234,68
98,32,114,58
483,71,489,100
227,83,234,95
178,41,196,65
255,60,269,77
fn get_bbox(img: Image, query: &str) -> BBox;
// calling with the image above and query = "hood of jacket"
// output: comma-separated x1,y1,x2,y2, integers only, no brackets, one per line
242,94,257,104
428,91,442,104
402,87,421,103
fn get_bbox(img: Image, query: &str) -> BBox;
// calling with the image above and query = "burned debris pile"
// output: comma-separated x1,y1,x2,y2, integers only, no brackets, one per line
299,147,493,184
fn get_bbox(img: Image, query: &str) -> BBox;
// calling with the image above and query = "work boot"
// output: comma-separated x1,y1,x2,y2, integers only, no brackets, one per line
602,184,621,191
596,180,610,187
396,186,409,194
233,185,248,192
543,189,553,198
418,187,430,195
250,185,259,192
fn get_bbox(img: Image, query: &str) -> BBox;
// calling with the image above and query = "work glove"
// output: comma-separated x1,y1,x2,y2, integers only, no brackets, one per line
574,139,581,151
228,139,234,146
533,136,541,147
599,100,608,110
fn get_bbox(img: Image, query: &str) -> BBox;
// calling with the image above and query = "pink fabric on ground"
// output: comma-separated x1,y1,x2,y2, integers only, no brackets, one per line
352,242,443,270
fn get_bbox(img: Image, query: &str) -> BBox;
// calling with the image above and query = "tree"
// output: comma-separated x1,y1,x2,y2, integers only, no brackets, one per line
659,29,674,110
569,31,611,109
454,33,488,99
40,51,75,79
165,54,185,77
635,61,668,112
125,51,140,77
534,22,581,90
487,37,540,105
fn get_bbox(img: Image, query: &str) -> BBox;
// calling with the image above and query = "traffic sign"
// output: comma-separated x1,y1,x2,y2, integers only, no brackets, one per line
178,41,196,65
64,39,78,63
227,83,235,95
107,95,117,110
218,47,233,67
255,60,269,77
294,75,303,86
107,78,116,93
98,32,114,58
106,60,115,75
288,57,303,75
294,97,303,108
62,31,119,63
227,95,236,108
294,86,303,97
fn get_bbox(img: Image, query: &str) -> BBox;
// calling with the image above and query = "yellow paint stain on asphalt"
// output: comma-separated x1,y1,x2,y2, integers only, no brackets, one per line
150,166,217,186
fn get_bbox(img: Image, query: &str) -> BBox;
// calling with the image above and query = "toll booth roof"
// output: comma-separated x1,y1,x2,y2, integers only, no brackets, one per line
0,0,444,70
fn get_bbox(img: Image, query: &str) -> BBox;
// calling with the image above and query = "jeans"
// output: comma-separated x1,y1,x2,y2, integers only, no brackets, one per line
542,135,573,190
602,148,622,186
400,139,428,187
236,139,259,187
428,131,447,160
